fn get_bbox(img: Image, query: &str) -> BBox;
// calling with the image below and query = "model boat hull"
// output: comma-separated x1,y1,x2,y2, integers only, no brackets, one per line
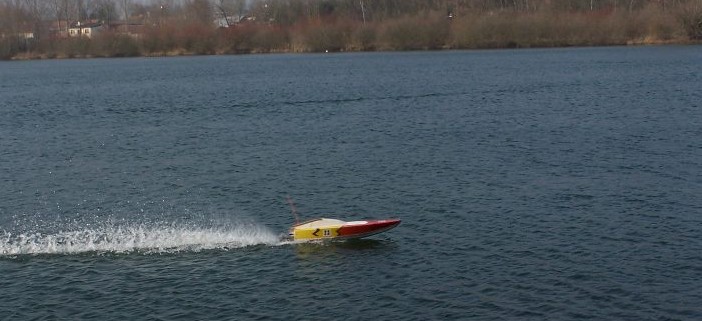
290,218,400,241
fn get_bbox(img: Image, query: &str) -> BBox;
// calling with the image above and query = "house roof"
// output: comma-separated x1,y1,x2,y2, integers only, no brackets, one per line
70,21,103,29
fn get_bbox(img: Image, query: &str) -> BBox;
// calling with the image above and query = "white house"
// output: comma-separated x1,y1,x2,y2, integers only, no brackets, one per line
68,21,104,38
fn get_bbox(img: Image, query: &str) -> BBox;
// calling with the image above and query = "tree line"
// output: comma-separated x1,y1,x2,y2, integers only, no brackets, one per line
1,0,701,59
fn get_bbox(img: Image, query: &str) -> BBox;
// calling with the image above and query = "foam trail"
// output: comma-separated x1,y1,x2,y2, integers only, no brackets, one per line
1,223,280,256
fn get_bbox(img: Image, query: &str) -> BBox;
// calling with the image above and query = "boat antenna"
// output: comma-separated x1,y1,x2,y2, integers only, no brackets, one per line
286,196,300,224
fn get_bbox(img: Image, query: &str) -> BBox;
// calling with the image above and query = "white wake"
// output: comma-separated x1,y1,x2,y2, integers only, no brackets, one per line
0,223,280,256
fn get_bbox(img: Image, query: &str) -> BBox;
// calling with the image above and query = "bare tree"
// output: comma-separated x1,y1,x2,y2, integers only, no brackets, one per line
17,0,49,38
120,0,130,21
91,0,118,23
214,0,234,26
184,0,212,25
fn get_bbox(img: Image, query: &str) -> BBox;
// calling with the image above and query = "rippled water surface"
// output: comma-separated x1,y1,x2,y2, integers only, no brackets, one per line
1,46,702,320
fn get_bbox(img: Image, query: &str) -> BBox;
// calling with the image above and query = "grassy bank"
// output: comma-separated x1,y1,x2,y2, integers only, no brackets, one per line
4,3,702,60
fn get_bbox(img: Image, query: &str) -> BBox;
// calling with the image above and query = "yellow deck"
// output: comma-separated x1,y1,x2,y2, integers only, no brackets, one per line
291,218,344,240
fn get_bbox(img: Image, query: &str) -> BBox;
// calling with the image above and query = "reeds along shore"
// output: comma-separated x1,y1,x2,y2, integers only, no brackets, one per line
2,1,702,60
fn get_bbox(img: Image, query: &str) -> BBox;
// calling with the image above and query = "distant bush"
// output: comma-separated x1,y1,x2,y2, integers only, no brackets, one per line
142,24,179,55
0,38,19,60
352,24,378,51
217,24,258,54
95,33,140,57
678,3,702,40
451,13,538,49
295,19,352,52
450,8,687,49
59,38,93,58
638,4,679,41
250,25,290,53
379,14,449,50
177,23,217,55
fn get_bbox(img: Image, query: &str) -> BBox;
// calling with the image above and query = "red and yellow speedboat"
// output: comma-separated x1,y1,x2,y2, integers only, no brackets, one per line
288,218,401,241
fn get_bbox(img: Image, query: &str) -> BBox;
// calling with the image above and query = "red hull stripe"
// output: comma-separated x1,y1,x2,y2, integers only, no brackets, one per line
337,219,401,238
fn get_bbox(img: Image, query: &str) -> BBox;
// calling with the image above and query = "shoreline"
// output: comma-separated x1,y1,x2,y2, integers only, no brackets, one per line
4,1,702,62
7,39,700,61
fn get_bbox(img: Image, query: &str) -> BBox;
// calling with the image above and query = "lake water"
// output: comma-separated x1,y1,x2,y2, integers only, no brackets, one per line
1,46,701,320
